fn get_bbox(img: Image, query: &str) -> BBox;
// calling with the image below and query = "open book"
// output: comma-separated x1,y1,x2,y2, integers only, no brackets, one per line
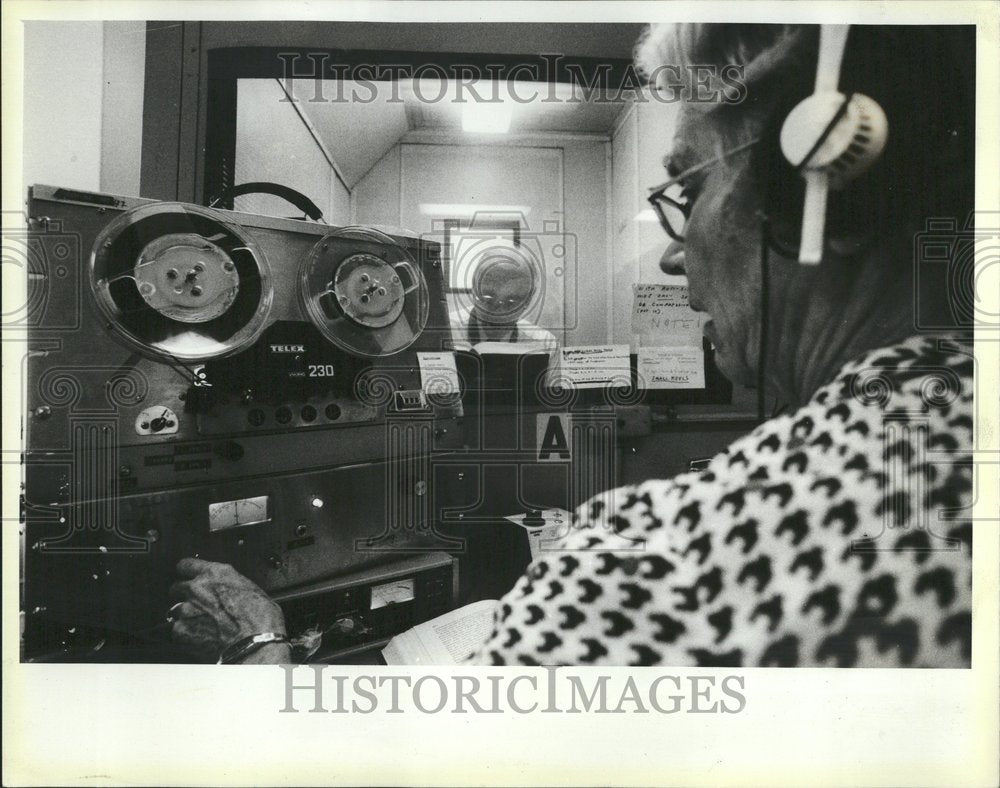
381,599,498,665
469,340,554,355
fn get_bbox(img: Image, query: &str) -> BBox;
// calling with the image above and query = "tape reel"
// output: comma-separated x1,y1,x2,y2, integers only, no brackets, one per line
299,226,429,357
90,203,273,361
463,239,541,325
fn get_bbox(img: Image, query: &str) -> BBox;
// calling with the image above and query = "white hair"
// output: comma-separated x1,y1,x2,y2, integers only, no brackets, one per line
634,23,807,88
634,23,812,151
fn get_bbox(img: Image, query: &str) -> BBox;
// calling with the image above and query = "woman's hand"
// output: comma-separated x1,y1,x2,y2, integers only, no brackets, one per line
169,558,289,663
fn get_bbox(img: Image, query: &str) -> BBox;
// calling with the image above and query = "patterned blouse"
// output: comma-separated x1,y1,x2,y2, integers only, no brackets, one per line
468,335,973,667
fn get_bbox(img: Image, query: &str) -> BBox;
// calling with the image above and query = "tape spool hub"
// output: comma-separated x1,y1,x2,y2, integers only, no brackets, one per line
90,203,272,361
333,253,407,328
467,241,539,324
300,227,429,357
134,233,240,323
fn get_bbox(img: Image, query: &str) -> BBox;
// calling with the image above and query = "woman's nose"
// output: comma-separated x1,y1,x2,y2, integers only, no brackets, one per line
659,241,686,276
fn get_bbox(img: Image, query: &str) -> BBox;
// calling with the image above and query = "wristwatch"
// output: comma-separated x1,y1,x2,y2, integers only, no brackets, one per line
218,632,290,664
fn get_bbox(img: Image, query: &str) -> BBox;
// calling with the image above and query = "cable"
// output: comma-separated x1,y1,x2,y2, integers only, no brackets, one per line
757,219,771,423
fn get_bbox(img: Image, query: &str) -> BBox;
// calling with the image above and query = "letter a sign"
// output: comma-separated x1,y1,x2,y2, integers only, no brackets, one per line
536,413,571,462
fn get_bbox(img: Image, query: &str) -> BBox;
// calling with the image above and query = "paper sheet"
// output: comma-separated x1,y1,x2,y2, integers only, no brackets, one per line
504,508,573,559
416,351,460,395
637,346,706,389
381,599,499,665
631,283,706,345
552,345,630,389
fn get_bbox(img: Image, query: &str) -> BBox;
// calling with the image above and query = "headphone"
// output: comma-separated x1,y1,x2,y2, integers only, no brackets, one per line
779,25,889,264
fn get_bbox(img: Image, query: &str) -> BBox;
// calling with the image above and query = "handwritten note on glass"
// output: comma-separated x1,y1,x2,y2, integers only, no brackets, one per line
631,284,706,390
631,283,705,345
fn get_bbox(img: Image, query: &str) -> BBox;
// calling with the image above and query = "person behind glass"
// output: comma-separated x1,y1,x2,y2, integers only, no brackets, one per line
169,23,975,667
448,245,558,351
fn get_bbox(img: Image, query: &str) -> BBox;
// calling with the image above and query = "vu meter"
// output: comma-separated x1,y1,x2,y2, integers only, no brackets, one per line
208,495,270,531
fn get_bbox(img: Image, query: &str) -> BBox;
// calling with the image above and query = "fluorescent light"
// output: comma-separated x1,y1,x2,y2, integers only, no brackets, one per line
462,101,512,134
419,203,532,218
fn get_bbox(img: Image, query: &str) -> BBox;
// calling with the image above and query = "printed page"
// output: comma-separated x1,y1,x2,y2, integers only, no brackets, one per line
552,345,631,388
416,351,461,395
381,599,499,665
636,346,706,389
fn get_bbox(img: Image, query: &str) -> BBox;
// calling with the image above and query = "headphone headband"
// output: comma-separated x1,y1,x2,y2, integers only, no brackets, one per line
779,25,889,264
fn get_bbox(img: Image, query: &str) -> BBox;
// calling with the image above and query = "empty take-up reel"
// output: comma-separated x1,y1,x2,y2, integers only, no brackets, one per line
299,225,430,357
90,204,430,364
90,202,274,362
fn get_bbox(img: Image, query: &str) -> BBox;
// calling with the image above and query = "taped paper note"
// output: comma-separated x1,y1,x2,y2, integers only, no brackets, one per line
504,508,572,560
637,346,705,389
631,283,705,344
416,352,460,395
553,345,631,389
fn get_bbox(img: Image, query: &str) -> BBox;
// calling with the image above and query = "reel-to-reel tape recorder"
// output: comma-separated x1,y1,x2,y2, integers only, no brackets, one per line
21,185,612,663
20,185,479,662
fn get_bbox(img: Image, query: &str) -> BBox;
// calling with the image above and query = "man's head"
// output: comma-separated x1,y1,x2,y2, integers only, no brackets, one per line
636,24,974,400
470,249,537,325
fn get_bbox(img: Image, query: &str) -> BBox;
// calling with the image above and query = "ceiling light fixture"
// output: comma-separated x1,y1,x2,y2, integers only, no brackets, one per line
461,100,513,134
418,203,531,217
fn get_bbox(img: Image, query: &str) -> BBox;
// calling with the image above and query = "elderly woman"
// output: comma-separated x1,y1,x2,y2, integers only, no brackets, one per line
170,23,974,667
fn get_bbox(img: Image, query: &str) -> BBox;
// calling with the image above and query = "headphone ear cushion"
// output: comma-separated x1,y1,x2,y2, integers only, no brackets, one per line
760,91,891,249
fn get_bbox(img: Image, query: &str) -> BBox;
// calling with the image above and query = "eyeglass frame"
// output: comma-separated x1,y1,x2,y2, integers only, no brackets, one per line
646,137,762,242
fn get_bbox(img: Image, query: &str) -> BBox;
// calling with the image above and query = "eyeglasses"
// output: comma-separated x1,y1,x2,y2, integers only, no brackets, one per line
647,137,761,242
